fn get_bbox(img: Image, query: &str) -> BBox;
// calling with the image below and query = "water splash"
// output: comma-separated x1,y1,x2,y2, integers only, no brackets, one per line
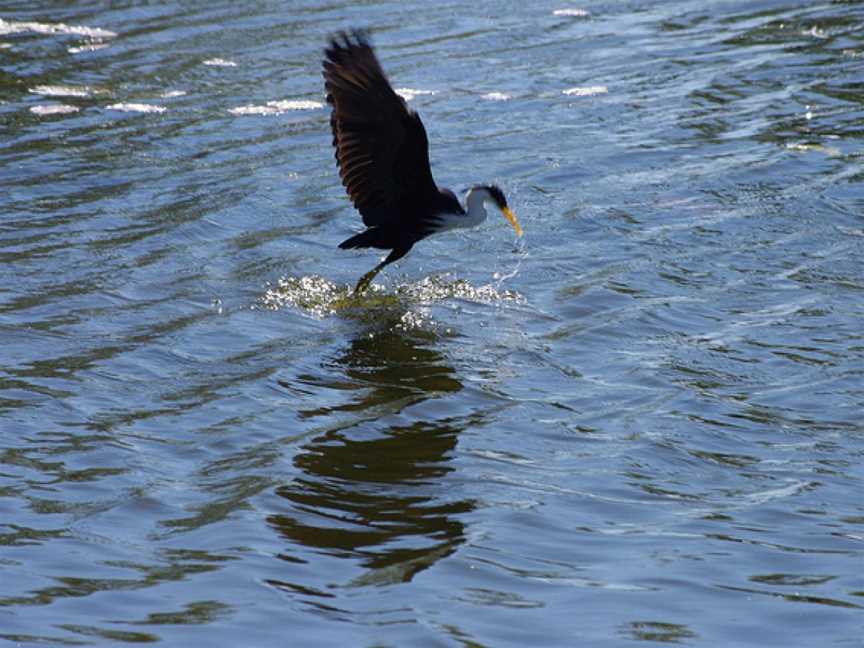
257,274,523,322
394,275,523,304
258,275,356,317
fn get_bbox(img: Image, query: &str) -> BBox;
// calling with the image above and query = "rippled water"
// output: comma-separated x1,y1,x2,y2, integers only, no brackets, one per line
2,1,863,646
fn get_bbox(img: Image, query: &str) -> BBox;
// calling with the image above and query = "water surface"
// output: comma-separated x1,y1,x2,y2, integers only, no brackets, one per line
1,1,863,646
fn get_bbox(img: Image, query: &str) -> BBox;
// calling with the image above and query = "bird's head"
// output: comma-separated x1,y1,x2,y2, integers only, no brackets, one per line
471,184,523,237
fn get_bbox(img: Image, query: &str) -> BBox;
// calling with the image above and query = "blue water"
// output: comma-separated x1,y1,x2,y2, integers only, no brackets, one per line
1,2,863,646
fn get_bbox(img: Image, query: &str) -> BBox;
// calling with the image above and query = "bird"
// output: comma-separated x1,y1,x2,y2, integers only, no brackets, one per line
322,30,523,294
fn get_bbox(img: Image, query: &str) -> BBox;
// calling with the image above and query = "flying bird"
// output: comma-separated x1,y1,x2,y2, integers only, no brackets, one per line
322,30,523,293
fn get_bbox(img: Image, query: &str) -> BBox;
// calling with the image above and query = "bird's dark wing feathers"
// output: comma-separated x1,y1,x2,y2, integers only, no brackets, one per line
323,31,438,228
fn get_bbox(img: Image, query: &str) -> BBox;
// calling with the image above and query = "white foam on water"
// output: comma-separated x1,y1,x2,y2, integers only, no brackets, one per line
553,8,590,17
106,103,167,114
0,18,117,38
203,58,237,67
30,104,80,116
563,85,608,97
68,42,109,53
29,85,93,98
395,88,436,101
229,99,324,116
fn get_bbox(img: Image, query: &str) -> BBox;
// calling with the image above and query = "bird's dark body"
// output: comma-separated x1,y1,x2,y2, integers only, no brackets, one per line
323,31,462,268
337,189,464,261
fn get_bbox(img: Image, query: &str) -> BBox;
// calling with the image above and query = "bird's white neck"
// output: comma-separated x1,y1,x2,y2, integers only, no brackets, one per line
431,186,496,234
462,187,491,228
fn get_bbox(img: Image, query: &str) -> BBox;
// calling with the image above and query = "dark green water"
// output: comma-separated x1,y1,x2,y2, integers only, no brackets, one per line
1,1,862,646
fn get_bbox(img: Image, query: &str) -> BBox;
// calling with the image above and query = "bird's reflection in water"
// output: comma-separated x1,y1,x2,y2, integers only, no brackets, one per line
268,313,476,589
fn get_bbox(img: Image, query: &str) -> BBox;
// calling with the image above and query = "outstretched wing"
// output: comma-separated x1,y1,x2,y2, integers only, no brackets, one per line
323,30,438,227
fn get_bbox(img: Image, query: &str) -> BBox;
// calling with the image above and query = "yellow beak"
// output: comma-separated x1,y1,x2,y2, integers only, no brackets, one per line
502,206,523,237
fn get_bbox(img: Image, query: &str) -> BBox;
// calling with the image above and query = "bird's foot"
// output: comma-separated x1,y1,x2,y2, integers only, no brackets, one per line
352,266,382,295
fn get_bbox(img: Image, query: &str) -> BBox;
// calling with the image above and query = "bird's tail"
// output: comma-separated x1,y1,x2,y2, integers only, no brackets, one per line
339,227,388,250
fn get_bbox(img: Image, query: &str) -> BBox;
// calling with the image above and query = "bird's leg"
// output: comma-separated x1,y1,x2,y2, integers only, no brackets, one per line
351,246,410,295
352,261,386,295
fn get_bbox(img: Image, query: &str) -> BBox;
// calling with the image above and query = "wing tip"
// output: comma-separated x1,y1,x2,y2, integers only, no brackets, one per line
324,28,372,61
